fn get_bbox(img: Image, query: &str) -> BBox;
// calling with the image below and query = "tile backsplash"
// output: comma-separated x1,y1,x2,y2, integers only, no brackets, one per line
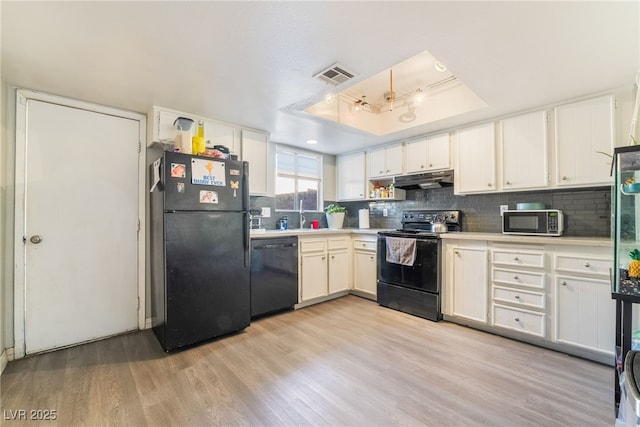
251,186,612,237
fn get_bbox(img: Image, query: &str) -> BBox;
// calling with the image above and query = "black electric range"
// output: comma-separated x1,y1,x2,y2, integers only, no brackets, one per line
377,210,462,321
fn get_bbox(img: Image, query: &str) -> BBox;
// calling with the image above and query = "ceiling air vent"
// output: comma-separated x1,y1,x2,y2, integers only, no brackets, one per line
313,63,356,86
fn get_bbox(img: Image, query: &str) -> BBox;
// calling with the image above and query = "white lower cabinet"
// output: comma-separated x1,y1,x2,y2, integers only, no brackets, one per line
328,237,350,294
552,249,615,357
352,236,377,297
299,236,351,302
448,242,488,323
299,239,328,301
444,237,614,363
490,245,547,338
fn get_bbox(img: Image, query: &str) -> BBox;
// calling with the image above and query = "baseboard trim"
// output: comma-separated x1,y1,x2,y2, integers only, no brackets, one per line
0,347,12,374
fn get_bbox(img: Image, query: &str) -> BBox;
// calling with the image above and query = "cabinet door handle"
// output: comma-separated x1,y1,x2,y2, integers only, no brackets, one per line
428,163,433,167
562,176,568,181
584,262,591,268
370,256,374,260
513,275,519,280
514,295,520,299
513,256,519,261
322,256,326,260
561,281,567,286
506,181,511,185
488,183,492,187
331,255,335,259
514,318,520,322
454,250,460,255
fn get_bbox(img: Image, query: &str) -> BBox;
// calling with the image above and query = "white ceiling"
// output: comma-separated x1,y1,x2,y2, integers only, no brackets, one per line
2,1,638,155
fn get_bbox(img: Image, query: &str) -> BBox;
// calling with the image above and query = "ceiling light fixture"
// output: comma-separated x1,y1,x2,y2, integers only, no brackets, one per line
434,61,447,73
383,69,396,112
353,95,370,112
306,139,318,145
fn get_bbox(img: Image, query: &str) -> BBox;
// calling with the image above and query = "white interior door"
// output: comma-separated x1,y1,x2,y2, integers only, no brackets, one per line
22,98,140,355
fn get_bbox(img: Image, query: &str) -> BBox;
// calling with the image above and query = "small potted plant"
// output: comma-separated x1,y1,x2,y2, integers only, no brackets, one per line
324,203,348,229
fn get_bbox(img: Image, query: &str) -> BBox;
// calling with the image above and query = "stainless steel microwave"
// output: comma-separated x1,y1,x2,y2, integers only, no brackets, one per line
502,209,564,236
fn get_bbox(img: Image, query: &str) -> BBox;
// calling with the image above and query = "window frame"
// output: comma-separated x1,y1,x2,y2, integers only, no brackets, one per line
274,145,324,213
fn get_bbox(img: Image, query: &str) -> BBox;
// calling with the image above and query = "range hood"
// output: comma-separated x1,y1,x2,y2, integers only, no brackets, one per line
393,170,454,189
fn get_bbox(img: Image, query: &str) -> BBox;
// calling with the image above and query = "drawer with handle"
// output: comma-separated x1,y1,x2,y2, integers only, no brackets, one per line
299,238,326,253
492,268,545,289
492,285,545,310
554,255,611,278
492,304,545,338
353,239,376,251
493,250,545,269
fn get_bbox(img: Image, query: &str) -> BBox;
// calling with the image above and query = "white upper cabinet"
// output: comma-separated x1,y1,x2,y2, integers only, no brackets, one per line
554,95,615,187
151,106,239,155
337,152,366,201
153,108,183,143
405,133,450,174
455,123,496,194
242,130,271,196
201,119,239,155
499,110,548,191
368,143,403,178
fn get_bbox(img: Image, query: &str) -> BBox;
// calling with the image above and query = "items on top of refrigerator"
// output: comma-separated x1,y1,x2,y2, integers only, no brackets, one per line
173,117,194,154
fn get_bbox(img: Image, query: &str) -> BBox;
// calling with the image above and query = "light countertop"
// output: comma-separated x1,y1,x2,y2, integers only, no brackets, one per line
439,232,611,247
250,228,391,238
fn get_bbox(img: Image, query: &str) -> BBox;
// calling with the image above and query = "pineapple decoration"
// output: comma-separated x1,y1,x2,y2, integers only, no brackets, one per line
630,249,640,277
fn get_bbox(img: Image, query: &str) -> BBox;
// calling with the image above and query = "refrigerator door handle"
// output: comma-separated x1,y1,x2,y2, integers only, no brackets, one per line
242,161,250,268
244,212,250,268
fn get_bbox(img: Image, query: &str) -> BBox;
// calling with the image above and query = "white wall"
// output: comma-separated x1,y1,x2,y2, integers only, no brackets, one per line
2,86,16,369
323,153,336,202
0,0,6,371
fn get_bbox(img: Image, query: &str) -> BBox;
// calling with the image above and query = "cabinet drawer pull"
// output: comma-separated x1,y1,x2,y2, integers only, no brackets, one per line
514,295,520,299
488,183,492,187
454,250,460,255
331,255,335,259
562,176,568,181
506,181,511,185
370,256,374,260
561,281,567,286
584,262,591,268
428,163,433,167
322,256,326,260
513,256,519,261
513,275,519,280
514,318,520,322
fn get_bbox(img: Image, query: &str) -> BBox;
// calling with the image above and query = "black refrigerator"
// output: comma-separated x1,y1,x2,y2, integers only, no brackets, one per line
148,148,250,352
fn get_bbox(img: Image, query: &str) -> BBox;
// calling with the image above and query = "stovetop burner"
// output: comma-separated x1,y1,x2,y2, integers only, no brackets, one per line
379,210,462,239
399,209,462,233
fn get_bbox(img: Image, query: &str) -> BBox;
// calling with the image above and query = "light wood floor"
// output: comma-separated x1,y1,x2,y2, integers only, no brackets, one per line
1,296,614,426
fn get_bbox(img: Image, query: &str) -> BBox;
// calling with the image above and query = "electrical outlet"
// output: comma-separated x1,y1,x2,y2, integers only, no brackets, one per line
261,207,271,218
383,208,388,217
500,205,508,215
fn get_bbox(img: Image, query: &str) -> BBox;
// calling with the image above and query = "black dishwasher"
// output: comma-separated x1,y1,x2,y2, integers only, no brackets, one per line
250,236,298,318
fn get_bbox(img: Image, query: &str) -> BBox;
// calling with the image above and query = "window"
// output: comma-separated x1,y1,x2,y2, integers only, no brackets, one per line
275,146,322,212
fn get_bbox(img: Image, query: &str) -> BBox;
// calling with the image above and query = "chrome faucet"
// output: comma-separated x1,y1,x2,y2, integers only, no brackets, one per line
299,200,305,229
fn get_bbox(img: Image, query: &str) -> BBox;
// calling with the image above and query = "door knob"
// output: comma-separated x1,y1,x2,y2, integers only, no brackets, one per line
30,235,43,244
